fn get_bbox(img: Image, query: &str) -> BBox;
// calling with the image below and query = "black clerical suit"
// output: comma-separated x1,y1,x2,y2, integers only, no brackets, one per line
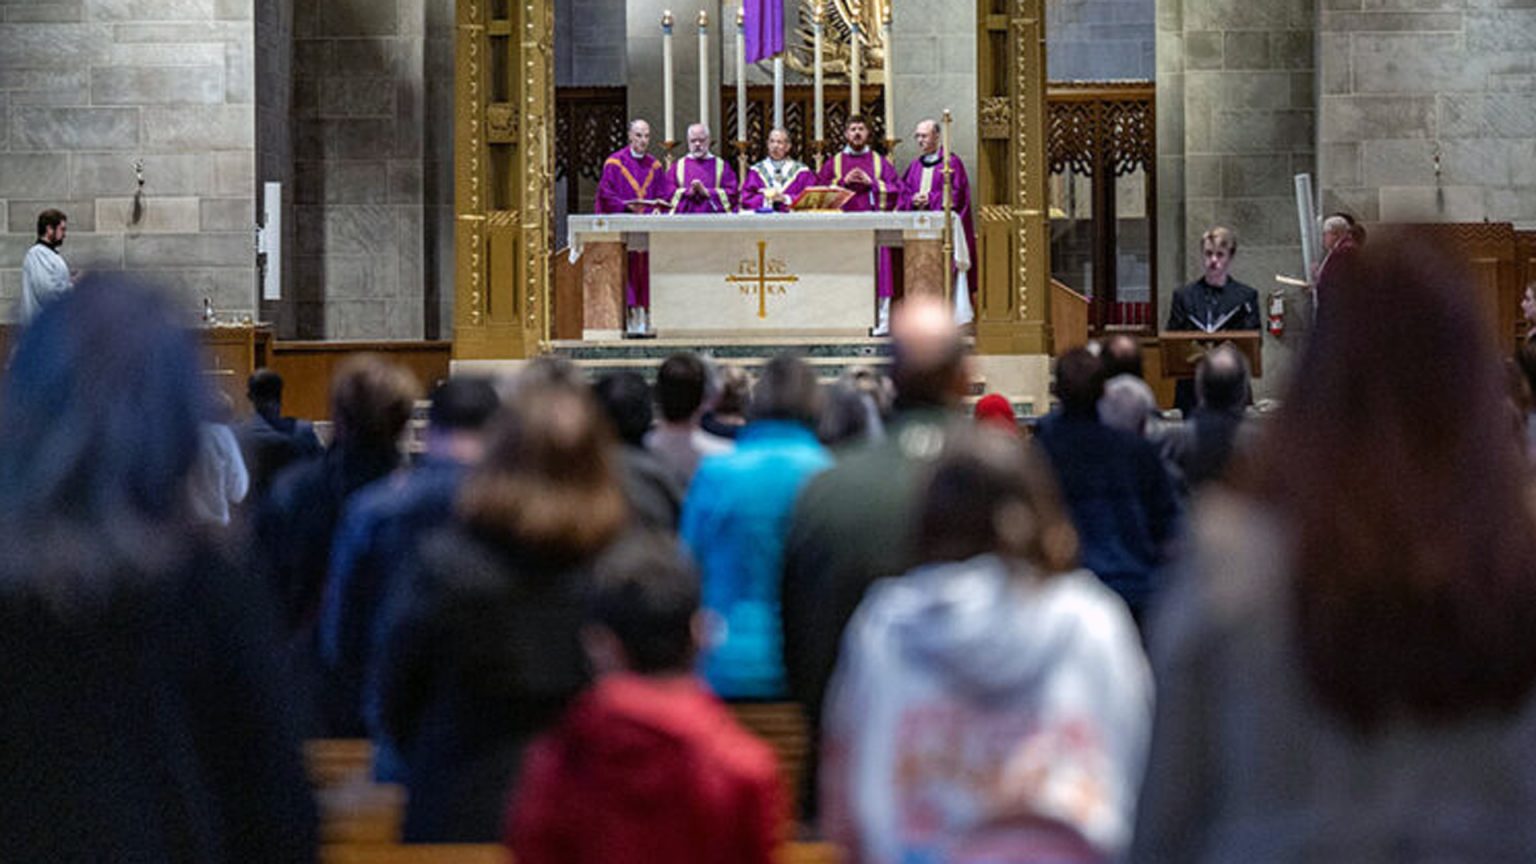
1166,277,1260,414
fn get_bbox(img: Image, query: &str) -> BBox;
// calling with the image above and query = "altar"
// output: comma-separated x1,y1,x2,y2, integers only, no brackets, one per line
567,212,950,339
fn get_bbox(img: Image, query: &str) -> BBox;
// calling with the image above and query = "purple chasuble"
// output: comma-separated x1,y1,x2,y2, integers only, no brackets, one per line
669,155,738,214
819,149,902,299
900,152,979,291
595,148,673,307
741,159,815,212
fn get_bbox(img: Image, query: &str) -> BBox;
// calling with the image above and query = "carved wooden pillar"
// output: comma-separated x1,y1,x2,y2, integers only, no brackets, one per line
975,0,1051,356
455,0,555,360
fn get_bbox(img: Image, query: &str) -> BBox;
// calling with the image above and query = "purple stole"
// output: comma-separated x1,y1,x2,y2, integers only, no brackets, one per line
669,155,738,214
817,149,902,212
595,148,672,215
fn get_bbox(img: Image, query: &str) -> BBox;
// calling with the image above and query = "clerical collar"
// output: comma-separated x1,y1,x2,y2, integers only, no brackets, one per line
689,152,712,160
630,149,647,160
843,146,870,156
921,151,943,167
37,239,61,251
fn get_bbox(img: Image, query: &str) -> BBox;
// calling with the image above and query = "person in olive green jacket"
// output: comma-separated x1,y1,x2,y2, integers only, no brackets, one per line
780,296,974,823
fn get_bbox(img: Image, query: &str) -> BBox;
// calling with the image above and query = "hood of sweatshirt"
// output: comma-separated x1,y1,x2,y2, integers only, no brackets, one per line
880,555,1093,701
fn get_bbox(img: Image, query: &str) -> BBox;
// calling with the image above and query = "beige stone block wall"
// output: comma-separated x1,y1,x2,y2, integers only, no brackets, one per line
0,4,257,322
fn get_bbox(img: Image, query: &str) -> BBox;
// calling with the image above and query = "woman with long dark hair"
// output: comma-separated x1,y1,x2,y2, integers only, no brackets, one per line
0,277,316,862
1133,236,1536,861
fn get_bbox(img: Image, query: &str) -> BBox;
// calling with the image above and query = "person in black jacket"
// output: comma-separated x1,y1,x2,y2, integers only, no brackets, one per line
1166,226,1260,414
379,376,629,842
0,277,316,863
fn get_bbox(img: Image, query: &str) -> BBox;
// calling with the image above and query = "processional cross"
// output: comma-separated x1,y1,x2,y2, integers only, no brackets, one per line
724,240,800,318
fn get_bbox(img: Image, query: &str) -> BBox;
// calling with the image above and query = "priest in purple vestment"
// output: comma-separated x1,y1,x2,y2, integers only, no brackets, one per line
741,128,816,212
668,123,738,214
817,115,903,334
595,118,674,335
900,118,979,325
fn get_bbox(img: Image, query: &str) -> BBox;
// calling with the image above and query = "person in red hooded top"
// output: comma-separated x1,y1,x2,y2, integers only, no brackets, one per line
505,533,785,864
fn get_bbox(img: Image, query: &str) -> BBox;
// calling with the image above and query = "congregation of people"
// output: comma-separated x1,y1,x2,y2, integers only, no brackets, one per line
10,213,1536,864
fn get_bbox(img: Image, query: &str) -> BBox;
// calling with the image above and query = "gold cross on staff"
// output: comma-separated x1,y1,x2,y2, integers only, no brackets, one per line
724,240,800,318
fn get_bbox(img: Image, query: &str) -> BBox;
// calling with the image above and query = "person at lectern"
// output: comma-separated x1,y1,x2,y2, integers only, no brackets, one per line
1166,226,1260,414
900,118,978,326
669,124,738,214
742,127,815,213
596,118,674,336
818,115,903,335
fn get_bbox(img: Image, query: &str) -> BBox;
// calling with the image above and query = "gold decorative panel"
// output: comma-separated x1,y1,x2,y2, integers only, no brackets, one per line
454,0,553,360
974,0,1052,355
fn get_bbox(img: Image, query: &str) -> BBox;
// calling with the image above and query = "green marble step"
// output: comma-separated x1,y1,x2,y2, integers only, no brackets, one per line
549,336,893,363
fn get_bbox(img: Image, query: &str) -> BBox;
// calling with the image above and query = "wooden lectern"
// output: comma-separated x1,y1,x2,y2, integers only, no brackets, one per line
1158,330,1263,379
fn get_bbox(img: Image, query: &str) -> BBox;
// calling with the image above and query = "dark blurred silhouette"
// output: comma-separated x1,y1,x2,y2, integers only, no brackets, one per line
594,371,684,532
237,368,322,505
380,377,628,842
320,377,501,741
0,277,316,862
645,352,733,490
1159,344,1252,494
1134,235,1536,861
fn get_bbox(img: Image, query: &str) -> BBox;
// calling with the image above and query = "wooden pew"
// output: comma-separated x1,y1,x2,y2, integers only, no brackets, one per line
318,781,405,845
728,702,811,823
306,739,375,788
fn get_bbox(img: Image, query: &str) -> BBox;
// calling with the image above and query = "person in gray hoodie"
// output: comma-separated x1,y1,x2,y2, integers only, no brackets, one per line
820,426,1153,864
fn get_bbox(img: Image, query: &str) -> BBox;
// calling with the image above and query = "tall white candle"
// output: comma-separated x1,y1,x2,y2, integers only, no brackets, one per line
850,12,862,116
698,10,710,133
882,8,893,146
813,3,825,144
662,11,675,145
736,6,747,146
773,57,785,129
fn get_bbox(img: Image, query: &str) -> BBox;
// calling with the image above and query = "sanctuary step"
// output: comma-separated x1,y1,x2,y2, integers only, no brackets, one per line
548,336,1037,419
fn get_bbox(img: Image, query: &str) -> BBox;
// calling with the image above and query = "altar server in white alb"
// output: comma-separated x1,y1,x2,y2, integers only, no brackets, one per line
21,209,73,325
669,123,739,214
742,128,816,212
901,119,978,326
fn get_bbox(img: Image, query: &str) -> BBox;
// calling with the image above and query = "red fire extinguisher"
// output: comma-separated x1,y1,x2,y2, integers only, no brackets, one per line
1268,291,1285,337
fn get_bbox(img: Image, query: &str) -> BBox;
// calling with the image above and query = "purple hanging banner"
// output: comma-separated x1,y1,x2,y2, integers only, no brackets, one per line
743,0,784,64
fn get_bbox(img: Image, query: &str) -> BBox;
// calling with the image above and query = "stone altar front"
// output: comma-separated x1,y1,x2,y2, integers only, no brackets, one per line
568,212,948,338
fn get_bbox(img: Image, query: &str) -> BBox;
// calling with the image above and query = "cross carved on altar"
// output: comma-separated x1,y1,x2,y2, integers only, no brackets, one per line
725,240,801,318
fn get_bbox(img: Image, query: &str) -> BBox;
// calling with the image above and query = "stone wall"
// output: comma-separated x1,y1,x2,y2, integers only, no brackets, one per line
1157,0,1316,398
1048,0,1156,81
0,0,256,323
283,0,452,340
890,0,977,173
1319,0,1536,227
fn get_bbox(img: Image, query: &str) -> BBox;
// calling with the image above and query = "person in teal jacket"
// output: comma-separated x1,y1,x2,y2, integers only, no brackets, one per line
681,354,832,699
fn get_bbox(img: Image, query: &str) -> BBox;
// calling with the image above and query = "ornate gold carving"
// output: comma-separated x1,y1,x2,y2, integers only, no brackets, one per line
980,205,1014,223
486,102,517,143
486,210,519,229
724,240,801,319
979,97,1011,139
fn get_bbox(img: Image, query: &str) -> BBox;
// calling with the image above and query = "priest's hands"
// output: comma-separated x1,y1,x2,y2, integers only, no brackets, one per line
844,168,872,189
912,192,930,207
625,200,651,213
689,179,709,197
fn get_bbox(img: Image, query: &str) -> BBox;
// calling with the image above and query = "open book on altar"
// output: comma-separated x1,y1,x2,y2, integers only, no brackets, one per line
625,199,673,211
791,186,855,212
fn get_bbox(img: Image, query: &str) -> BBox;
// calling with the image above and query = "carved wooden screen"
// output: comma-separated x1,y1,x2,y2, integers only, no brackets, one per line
1046,82,1156,335
554,86,628,215
720,85,888,167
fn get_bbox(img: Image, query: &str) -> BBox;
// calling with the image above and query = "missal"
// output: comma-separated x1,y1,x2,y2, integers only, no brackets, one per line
791,186,856,212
